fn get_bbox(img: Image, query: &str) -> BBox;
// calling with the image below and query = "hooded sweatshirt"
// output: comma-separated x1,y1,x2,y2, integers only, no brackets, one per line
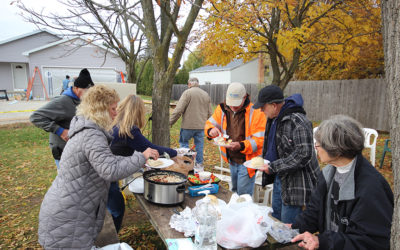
30,86,80,160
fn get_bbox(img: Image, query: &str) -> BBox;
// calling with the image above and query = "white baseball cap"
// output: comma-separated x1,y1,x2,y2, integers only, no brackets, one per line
226,82,246,106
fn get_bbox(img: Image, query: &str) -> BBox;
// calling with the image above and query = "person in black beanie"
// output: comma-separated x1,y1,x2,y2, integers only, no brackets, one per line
30,68,95,169
254,85,320,224
74,68,94,89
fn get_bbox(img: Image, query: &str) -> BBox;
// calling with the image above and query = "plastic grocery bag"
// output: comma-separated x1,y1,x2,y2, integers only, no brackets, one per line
92,242,133,250
216,193,273,249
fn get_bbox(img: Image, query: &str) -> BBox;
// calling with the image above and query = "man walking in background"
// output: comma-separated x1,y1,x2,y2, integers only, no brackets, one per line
254,85,320,224
205,82,266,195
30,69,94,168
170,77,212,170
61,75,70,94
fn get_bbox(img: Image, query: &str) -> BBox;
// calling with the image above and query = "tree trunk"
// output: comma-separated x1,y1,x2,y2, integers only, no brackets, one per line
126,61,136,83
382,0,400,248
151,66,172,147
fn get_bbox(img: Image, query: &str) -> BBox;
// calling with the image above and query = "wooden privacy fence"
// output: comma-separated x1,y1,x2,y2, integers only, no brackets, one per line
171,79,389,131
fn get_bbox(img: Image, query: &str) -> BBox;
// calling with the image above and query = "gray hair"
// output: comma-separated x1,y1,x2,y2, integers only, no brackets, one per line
315,115,364,159
188,77,199,87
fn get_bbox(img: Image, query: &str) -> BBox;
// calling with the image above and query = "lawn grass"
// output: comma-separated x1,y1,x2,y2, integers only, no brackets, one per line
0,123,56,248
0,116,393,248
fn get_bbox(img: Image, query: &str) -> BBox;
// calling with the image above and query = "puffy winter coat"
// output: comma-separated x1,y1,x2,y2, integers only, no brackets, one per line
38,115,146,249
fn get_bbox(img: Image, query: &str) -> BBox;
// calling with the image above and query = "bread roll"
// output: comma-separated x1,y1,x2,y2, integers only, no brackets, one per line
251,157,264,168
147,159,163,167
208,195,218,206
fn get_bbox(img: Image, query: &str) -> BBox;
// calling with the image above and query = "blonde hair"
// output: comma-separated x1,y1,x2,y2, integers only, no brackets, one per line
76,85,120,130
111,94,146,138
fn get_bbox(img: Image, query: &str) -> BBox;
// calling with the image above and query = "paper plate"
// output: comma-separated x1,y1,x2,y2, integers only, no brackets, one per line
145,158,174,169
128,177,144,194
243,159,270,170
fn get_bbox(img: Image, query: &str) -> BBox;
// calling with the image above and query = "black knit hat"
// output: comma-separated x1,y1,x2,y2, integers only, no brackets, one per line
74,68,94,89
253,85,284,109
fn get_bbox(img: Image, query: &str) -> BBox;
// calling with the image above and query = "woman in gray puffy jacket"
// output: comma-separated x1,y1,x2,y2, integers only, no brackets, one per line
38,85,159,249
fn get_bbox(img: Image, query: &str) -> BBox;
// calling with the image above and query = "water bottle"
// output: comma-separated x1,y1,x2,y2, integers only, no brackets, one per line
194,193,217,250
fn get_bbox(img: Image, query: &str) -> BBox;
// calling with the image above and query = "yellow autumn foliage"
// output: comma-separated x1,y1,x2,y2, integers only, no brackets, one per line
199,0,383,83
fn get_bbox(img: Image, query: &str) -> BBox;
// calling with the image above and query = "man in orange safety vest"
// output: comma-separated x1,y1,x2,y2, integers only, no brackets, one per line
204,82,266,195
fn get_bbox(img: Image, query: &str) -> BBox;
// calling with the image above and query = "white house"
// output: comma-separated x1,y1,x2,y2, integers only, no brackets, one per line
0,30,127,98
189,57,271,85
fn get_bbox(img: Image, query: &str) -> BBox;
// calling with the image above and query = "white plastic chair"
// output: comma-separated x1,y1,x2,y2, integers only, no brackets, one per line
313,126,319,156
363,128,378,166
253,171,273,206
213,147,232,190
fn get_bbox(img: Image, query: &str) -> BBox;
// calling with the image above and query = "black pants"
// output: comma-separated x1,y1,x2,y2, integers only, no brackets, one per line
107,182,125,233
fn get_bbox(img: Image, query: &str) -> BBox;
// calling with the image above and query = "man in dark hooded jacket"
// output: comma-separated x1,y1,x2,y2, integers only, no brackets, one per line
254,85,320,224
30,68,94,168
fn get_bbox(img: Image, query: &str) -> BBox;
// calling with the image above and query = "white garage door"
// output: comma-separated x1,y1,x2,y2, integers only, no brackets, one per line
42,66,119,97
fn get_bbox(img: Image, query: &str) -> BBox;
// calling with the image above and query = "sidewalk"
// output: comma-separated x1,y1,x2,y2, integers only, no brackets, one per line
0,100,49,125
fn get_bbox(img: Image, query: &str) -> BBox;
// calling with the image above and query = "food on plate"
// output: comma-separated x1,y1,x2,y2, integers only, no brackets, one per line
216,137,225,144
188,174,220,185
147,159,163,167
236,196,246,203
199,171,212,181
215,137,232,146
251,157,264,169
208,195,218,206
148,174,185,183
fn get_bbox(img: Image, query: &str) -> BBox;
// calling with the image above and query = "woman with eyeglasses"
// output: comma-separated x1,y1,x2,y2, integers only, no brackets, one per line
290,115,393,250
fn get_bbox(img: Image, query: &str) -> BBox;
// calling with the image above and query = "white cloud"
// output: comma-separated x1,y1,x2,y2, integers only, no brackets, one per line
0,0,63,41
0,1,37,40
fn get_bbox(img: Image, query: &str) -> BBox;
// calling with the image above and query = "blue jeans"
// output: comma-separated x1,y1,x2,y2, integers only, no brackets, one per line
229,161,256,195
179,129,204,164
55,159,60,169
107,182,125,232
272,175,302,224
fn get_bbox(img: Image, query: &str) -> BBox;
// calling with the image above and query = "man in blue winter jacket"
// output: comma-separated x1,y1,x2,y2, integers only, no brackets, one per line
30,69,94,168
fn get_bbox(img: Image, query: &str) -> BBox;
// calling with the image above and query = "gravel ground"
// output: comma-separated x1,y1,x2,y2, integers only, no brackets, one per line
0,100,49,125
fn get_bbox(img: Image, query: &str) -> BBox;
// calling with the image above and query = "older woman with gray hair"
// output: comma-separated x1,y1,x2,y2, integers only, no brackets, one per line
291,115,393,250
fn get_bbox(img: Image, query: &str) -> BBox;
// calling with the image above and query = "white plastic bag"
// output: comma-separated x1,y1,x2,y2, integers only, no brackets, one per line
216,194,273,249
92,242,133,250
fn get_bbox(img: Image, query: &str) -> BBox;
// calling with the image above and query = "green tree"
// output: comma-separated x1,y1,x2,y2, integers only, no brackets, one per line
184,51,204,72
174,67,188,85
136,59,153,95
174,51,204,84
